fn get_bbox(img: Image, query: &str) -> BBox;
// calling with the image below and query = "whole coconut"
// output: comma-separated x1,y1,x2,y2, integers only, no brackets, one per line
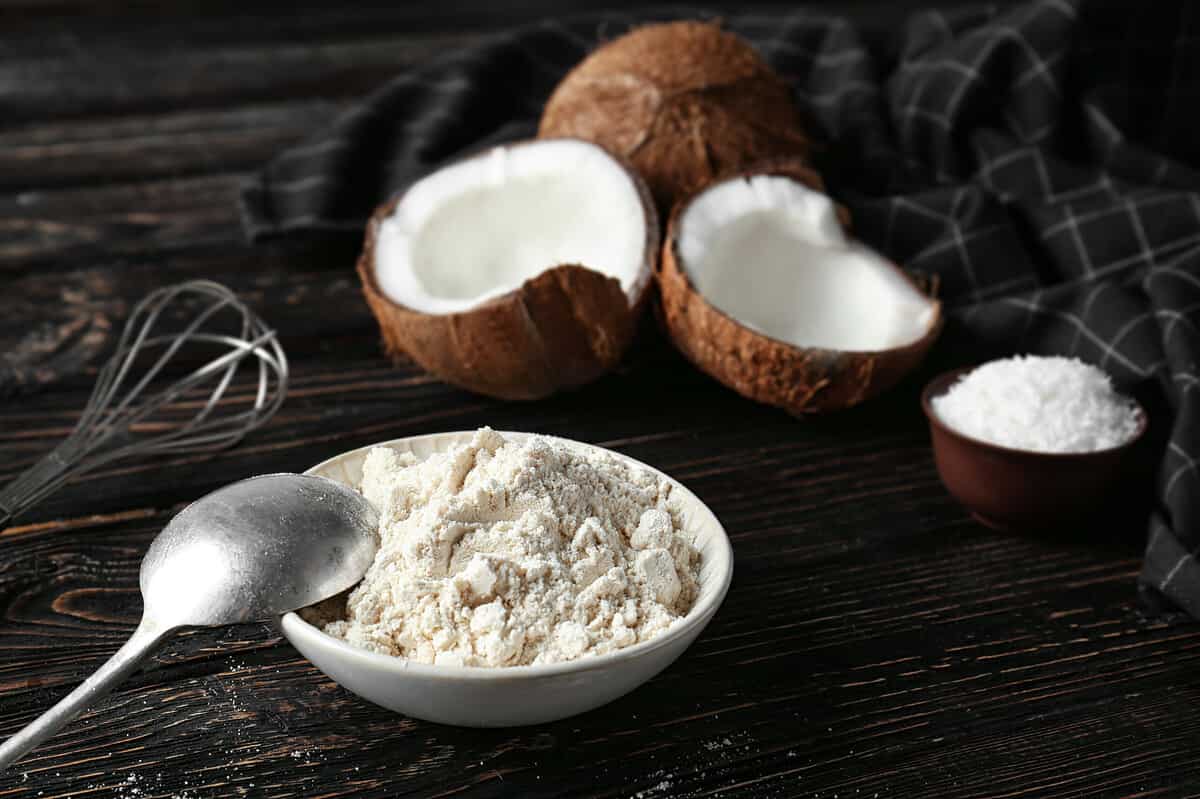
539,21,810,211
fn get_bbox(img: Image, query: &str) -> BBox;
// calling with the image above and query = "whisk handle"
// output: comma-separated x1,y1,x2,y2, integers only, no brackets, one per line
0,445,79,529
0,616,174,770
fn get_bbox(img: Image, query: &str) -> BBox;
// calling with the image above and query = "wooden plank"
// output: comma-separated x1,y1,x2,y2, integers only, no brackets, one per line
0,0,1029,124
0,32,484,123
0,101,345,190
0,174,243,267
0,249,369,397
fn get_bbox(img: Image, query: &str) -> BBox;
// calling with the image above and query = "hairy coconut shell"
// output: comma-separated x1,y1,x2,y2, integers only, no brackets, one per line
357,145,659,401
657,162,943,415
539,21,810,212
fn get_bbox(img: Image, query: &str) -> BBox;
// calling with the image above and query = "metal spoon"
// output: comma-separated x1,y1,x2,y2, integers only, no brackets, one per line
0,473,378,769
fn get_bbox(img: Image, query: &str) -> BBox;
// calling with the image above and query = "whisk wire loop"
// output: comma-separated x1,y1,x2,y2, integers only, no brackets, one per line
0,281,288,527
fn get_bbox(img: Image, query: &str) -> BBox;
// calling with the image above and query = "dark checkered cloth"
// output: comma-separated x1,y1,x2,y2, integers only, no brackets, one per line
241,0,1200,618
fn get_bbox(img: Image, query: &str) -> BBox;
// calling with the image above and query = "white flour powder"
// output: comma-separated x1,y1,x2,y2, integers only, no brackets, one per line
308,428,700,667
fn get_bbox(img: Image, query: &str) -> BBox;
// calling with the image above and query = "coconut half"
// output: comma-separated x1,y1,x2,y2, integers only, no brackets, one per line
659,163,942,414
357,138,658,400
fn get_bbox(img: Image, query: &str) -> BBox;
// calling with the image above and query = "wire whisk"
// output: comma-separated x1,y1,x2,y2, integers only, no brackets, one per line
0,280,289,527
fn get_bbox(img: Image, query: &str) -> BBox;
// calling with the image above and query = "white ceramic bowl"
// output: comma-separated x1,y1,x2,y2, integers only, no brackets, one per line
279,431,733,727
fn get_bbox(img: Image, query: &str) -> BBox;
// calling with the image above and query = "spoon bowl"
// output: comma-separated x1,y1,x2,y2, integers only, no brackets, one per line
142,474,379,628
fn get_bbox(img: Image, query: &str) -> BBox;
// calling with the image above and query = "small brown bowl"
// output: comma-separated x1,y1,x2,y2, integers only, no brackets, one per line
921,367,1148,531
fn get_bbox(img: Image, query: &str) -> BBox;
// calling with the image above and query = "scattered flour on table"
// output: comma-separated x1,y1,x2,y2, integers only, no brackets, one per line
933,355,1141,453
304,428,701,667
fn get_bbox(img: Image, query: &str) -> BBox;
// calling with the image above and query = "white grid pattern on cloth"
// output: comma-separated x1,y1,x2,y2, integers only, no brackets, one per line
1160,547,1192,590
239,0,1200,618
804,82,877,108
890,2,1077,181
990,296,1149,375
1011,47,1066,90
1041,193,1181,239
1041,0,1079,19
537,19,594,49
1100,312,1158,371
1067,281,1111,352
1152,265,1200,293
1157,309,1200,348
1165,442,1199,501
1128,198,1157,265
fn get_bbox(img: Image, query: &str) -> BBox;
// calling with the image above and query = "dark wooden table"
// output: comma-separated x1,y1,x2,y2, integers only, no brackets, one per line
3,3,1199,797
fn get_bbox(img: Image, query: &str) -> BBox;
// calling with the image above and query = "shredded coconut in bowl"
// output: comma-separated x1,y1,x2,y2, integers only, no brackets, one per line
932,355,1142,453
303,428,701,668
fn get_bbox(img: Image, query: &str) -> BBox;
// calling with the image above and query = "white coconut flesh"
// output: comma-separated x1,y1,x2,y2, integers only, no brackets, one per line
677,176,938,352
373,139,649,315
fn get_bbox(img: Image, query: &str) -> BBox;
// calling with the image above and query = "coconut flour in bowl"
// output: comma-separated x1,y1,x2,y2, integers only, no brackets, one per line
303,428,701,668
932,355,1141,453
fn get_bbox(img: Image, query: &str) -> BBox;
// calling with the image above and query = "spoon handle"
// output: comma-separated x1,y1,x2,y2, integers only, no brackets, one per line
0,616,172,770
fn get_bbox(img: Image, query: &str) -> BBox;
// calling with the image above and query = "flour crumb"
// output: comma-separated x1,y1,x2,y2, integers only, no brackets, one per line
117,774,142,799
634,778,675,798
306,428,701,666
